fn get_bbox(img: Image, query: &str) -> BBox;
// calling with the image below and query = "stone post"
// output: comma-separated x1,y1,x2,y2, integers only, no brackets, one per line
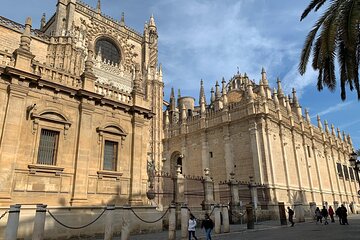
5,204,21,240
278,202,287,225
222,205,230,233
246,204,254,229
294,202,305,222
333,201,339,212
121,206,131,240
202,168,215,210
104,205,115,240
214,205,221,234
249,176,258,210
228,173,240,223
32,204,47,240
309,202,317,220
181,204,188,240
168,204,176,240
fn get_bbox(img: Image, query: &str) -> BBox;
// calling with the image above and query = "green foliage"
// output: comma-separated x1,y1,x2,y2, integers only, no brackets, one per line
299,0,360,100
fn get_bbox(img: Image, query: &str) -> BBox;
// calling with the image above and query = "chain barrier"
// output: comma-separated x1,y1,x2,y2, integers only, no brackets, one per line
130,207,169,224
0,210,8,220
47,208,106,230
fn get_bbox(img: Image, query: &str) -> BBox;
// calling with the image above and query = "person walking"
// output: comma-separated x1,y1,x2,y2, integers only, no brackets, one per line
201,213,214,240
188,213,198,240
315,207,322,224
321,206,329,225
287,207,295,227
336,206,343,224
328,206,335,223
340,204,348,225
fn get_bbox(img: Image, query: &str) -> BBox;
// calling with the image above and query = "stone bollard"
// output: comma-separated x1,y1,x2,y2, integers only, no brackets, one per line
5,204,21,240
104,205,115,240
278,202,287,225
121,205,131,240
214,205,221,234
32,204,47,240
309,202,317,220
168,204,176,240
181,205,189,240
294,202,305,222
246,204,254,229
222,205,230,233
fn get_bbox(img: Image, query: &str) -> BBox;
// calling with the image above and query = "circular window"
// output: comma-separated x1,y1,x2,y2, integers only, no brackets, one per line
95,38,120,64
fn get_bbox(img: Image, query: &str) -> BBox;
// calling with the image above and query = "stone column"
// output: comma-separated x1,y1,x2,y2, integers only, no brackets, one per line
222,205,230,233
223,125,234,178
104,205,115,240
168,204,176,240
129,113,147,205
202,168,214,210
5,204,21,240
294,202,305,222
181,205,188,240
70,101,95,205
32,204,47,240
214,205,221,234
0,82,29,202
246,204,254,229
228,173,240,223
249,176,258,210
279,125,291,203
200,132,210,173
249,120,263,183
121,206,131,240
309,202,317,220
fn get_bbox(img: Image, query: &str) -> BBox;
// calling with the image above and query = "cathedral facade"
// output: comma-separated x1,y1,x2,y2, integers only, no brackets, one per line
162,70,359,210
0,0,163,207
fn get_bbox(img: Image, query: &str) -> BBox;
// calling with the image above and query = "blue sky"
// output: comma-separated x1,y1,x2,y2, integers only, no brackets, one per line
1,0,359,150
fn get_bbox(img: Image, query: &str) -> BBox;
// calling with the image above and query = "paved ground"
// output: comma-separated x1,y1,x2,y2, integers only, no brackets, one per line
129,214,360,240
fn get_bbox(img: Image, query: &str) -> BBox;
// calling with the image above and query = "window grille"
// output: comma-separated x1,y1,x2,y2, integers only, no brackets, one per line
343,165,349,180
37,129,59,165
103,140,118,171
349,167,355,180
337,163,343,178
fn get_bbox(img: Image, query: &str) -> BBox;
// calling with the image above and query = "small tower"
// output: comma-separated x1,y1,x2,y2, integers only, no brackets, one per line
40,13,46,30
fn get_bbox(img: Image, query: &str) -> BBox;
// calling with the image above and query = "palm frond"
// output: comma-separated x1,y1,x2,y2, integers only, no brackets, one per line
301,0,327,21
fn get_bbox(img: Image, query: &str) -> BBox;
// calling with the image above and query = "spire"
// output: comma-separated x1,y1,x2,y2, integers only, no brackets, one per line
20,17,32,51
273,88,279,108
259,80,266,98
285,96,292,114
177,89,181,99
305,108,311,123
324,120,330,133
84,41,94,73
170,87,176,111
40,13,46,29
337,128,341,139
215,81,221,100
96,46,102,61
247,83,254,102
261,67,268,86
331,124,336,135
347,134,353,146
181,104,187,121
165,110,170,126
277,77,284,98
158,64,163,82
210,87,215,103
343,131,347,143
149,14,156,30
292,88,299,107
317,115,323,130
120,12,125,26
200,95,206,117
199,79,205,105
96,0,101,13
221,77,228,106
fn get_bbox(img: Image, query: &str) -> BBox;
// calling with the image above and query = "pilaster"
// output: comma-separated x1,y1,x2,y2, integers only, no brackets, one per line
223,124,233,179
248,120,263,183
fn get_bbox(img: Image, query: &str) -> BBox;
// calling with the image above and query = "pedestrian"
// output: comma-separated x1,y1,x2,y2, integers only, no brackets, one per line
321,206,329,225
315,207,322,224
328,206,335,223
188,213,198,240
287,206,295,227
340,204,348,225
201,213,214,240
335,206,343,225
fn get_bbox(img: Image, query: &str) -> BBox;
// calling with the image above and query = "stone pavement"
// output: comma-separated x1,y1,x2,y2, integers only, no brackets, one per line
128,214,360,240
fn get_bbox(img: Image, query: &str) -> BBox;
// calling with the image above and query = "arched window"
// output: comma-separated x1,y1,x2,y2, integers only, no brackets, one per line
95,38,121,64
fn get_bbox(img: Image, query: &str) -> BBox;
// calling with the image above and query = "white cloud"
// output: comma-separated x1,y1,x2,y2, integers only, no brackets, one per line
311,101,354,118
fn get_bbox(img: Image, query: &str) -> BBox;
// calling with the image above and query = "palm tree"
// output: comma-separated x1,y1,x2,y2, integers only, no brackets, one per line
299,0,360,100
